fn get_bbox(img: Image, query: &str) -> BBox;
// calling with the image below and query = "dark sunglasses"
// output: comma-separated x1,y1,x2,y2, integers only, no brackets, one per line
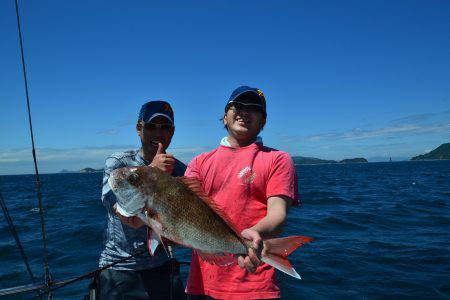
229,103,263,113
141,122,174,131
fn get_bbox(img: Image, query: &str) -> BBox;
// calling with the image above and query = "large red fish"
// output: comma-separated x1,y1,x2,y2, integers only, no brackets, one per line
109,166,312,279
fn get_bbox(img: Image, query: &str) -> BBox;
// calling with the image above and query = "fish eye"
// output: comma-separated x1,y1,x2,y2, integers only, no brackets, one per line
127,173,140,185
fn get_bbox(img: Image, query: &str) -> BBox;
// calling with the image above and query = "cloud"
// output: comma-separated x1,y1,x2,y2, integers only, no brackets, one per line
339,122,449,141
390,109,450,125
96,117,136,136
305,109,450,142
307,132,340,142
390,113,435,124
0,145,207,175
96,129,120,136
281,109,449,160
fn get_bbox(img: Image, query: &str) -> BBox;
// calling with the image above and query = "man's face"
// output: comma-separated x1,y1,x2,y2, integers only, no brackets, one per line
223,103,266,141
136,116,174,152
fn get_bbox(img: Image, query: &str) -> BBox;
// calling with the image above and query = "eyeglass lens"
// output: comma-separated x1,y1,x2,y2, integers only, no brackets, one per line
143,123,173,131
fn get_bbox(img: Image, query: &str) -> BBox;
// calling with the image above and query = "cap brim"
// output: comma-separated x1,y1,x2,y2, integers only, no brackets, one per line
228,100,263,108
143,113,174,124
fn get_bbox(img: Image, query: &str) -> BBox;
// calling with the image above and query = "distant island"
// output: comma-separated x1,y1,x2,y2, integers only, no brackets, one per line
411,143,450,161
340,158,368,163
292,157,337,165
59,167,103,174
292,156,368,165
79,168,103,173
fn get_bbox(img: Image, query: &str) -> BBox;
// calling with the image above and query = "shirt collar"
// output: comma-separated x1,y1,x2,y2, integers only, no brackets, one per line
220,136,263,147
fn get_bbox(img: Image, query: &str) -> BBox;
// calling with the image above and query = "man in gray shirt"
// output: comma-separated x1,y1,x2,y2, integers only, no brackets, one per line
98,100,186,299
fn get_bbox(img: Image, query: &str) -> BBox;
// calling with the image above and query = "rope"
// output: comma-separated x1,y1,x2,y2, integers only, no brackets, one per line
14,0,52,295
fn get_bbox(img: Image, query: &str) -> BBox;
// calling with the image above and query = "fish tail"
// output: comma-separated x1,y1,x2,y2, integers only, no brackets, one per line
261,236,313,280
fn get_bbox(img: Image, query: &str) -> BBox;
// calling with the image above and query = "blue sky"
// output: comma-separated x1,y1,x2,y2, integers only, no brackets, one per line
1,1,449,175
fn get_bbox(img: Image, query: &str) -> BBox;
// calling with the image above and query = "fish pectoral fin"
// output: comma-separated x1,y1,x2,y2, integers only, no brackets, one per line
137,212,151,227
147,229,160,256
145,215,167,257
195,250,236,266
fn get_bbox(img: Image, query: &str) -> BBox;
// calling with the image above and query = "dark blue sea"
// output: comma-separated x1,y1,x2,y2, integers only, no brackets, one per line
1,161,449,299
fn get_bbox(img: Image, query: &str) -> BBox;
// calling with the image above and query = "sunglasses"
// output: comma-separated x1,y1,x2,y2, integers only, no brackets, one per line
141,122,174,131
229,103,263,113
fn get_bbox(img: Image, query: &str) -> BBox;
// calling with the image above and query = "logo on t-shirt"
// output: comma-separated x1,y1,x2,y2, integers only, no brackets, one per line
237,166,256,184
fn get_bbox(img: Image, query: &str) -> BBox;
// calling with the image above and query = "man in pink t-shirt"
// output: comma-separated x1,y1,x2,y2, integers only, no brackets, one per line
185,86,299,299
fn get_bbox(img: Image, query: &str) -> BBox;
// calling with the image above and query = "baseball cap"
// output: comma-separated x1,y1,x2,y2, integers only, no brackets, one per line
225,86,266,117
138,100,174,124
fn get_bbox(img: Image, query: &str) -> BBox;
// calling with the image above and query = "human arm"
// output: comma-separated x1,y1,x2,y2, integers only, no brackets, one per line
248,195,292,238
237,195,293,272
101,156,124,211
238,152,298,272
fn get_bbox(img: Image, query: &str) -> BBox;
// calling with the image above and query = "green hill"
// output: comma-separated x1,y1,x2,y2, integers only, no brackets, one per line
79,167,103,173
292,156,337,165
411,143,450,160
292,156,368,165
340,158,368,163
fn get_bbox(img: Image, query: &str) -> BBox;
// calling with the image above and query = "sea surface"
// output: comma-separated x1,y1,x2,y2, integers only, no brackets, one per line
0,161,449,299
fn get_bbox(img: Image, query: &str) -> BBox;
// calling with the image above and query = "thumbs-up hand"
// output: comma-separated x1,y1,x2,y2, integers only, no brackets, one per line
150,142,175,174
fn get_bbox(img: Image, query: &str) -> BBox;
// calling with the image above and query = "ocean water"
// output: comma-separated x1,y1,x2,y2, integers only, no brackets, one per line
0,161,449,299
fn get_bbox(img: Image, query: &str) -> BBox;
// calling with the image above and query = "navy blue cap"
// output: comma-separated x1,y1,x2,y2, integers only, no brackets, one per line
138,101,174,124
226,86,266,117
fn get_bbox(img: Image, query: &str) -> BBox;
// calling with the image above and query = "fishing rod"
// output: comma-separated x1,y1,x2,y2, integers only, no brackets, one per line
0,248,147,298
28,248,189,298
5,1,191,298
0,224,191,297
13,0,52,297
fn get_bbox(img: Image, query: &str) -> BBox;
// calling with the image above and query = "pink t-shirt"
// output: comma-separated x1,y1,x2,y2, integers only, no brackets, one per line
185,142,299,299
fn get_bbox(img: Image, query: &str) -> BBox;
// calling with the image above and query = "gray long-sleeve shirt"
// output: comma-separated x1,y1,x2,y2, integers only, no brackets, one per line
98,149,186,270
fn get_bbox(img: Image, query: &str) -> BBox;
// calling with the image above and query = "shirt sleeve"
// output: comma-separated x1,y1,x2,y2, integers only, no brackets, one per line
101,156,125,212
265,152,299,206
184,156,201,179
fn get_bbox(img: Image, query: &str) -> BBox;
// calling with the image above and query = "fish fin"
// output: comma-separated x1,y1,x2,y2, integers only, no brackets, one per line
153,228,170,258
261,236,313,280
140,211,161,256
146,228,160,256
137,212,151,227
261,254,301,279
147,219,171,258
195,250,236,266
264,236,313,257
177,176,242,238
